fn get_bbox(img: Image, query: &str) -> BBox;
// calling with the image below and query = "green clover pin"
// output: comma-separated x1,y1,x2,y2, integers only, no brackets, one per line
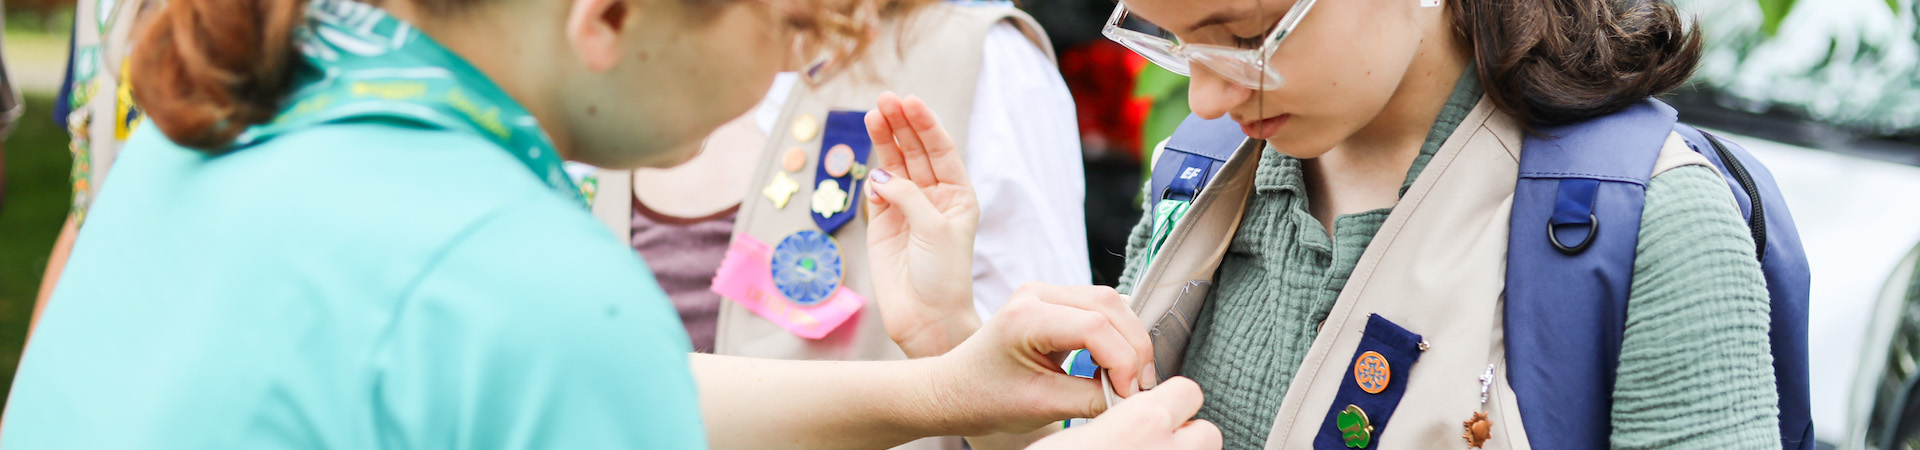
1338,404,1374,448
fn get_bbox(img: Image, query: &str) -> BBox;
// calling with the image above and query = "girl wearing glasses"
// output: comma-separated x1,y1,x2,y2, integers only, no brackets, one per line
868,0,1783,448
3,0,1220,448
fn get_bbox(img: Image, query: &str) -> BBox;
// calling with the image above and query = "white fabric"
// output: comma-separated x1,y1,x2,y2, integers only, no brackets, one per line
962,22,1090,320
754,21,1090,321
753,73,799,135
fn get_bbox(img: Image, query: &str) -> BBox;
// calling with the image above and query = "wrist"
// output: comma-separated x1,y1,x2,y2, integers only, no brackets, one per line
895,310,982,358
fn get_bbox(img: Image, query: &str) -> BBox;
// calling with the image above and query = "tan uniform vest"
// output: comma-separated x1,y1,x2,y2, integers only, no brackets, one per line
590,6,1053,449
1123,98,1719,450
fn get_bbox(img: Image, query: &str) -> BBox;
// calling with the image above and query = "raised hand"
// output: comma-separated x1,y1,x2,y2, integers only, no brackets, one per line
863,91,982,358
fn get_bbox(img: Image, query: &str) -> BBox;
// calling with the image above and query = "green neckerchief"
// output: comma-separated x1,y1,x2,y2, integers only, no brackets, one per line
237,0,580,205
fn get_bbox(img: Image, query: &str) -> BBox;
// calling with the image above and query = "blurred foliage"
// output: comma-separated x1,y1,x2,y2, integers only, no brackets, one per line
1684,0,1920,136
1757,0,1795,35
1756,0,1898,36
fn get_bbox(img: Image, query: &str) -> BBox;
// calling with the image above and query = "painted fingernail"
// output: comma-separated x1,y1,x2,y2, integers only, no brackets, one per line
870,168,892,184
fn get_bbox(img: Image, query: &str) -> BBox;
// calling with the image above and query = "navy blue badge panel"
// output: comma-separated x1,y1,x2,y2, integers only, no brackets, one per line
1314,314,1425,450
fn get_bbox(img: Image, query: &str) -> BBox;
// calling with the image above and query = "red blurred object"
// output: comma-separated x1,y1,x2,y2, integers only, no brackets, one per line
1059,41,1151,161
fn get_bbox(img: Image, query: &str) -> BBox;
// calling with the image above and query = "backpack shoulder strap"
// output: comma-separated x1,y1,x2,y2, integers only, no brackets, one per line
1147,113,1242,205
1505,99,1677,450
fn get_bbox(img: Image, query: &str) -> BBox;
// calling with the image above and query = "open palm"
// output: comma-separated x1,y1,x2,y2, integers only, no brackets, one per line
864,92,982,359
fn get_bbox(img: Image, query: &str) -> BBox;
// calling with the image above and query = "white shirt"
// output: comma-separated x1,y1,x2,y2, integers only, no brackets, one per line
755,21,1091,321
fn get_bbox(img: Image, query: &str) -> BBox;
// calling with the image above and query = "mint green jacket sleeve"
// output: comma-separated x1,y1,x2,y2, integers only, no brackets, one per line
372,196,708,449
1612,165,1780,449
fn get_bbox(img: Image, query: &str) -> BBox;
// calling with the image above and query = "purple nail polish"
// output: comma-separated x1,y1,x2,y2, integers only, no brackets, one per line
870,168,892,184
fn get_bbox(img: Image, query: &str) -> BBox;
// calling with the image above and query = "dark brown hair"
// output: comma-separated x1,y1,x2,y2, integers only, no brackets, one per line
129,0,915,152
1448,0,1703,125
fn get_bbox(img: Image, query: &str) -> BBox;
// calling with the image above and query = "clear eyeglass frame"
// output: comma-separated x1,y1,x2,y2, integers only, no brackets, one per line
1101,0,1318,90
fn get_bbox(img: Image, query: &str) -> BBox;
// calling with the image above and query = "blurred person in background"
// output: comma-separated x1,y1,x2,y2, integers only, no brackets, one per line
0,0,1220,448
596,0,1085,357
590,3,1088,446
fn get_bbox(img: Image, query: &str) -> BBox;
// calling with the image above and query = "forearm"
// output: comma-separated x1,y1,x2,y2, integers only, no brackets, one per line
965,424,1061,450
31,217,80,334
692,353,968,449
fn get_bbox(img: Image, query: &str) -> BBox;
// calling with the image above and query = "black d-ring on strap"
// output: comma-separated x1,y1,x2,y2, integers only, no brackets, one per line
1548,213,1599,255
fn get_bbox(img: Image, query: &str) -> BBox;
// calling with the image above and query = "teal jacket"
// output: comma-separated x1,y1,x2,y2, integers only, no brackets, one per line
4,124,708,448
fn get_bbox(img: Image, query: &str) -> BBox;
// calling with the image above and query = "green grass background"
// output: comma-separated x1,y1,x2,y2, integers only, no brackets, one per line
0,7,76,409
0,91,68,410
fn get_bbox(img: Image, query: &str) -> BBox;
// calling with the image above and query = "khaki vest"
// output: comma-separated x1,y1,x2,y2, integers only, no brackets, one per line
590,6,1053,449
68,0,151,222
1123,98,1718,450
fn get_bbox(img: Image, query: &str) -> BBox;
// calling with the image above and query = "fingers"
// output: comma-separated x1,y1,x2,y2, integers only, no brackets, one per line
863,159,893,221
1171,420,1223,450
1015,298,1143,399
1075,377,1216,450
875,92,939,187
1016,283,1156,394
897,95,970,188
865,169,949,240
864,108,907,179
1110,377,1204,431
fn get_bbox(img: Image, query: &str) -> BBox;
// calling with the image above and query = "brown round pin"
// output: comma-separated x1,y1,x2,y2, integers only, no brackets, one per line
1462,411,1492,448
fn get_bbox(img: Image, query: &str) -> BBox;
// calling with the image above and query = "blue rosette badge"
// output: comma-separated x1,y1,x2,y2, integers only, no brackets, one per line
771,230,844,306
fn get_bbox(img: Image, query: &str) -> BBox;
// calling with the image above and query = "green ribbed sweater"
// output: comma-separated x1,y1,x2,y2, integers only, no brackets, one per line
1115,73,1781,449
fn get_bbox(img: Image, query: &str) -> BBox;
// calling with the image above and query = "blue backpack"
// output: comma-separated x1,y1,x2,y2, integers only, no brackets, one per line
1145,98,1812,449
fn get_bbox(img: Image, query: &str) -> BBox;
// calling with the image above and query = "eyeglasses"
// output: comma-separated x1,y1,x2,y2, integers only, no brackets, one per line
1102,0,1318,90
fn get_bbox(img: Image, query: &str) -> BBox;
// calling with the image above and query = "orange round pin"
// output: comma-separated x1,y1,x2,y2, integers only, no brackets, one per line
1354,351,1391,394
781,147,808,173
